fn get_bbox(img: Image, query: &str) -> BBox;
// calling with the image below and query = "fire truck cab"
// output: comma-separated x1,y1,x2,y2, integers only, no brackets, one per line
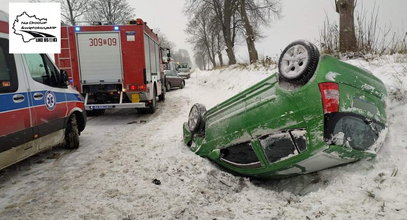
55,19,166,114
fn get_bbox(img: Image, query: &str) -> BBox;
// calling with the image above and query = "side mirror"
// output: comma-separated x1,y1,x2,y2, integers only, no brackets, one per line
60,69,69,86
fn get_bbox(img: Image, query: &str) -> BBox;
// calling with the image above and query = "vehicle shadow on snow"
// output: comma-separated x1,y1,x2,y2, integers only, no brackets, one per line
249,159,376,196
250,173,330,196
87,107,164,126
0,146,72,189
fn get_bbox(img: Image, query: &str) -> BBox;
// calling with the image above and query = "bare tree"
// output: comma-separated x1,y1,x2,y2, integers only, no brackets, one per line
185,0,240,65
155,29,176,52
186,7,218,68
29,0,88,26
173,49,193,66
238,0,281,63
87,0,135,24
212,0,239,65
61,0,88,25
336,0,357,52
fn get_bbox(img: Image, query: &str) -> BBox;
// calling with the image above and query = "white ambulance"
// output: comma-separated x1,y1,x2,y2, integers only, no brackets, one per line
0,11,86,170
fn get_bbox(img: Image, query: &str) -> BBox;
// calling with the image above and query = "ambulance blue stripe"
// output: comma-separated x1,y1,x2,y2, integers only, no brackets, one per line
0,92,30,112
0,91,82,112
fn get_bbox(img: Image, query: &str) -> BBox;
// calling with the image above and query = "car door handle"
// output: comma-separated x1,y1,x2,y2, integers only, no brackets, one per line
13,94,25,103
33,92,44,100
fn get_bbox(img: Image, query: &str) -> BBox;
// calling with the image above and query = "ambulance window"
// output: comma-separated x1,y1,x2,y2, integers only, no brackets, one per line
24,54,60,87
0,39,18,93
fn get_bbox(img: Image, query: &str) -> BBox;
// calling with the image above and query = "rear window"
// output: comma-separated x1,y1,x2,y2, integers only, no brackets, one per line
260,132,298,163
0,38,18,93
325,113,385,151
220,142,261,168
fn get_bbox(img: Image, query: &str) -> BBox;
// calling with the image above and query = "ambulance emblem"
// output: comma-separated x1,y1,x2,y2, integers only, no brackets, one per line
45,91,56,111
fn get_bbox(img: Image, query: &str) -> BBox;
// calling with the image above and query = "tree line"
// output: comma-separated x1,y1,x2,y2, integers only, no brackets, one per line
184,0,281,69
30,0,136,25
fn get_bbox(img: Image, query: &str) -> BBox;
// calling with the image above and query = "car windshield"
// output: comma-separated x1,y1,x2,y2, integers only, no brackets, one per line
328,115,384,151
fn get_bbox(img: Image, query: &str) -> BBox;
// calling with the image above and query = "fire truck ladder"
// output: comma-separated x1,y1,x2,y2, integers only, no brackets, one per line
59,27,74,85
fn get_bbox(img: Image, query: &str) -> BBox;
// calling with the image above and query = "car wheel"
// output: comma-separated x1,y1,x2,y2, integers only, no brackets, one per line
180,80,185,89
278,40,320,85
65,114,80,149
188,103,206,134
166,82,171,92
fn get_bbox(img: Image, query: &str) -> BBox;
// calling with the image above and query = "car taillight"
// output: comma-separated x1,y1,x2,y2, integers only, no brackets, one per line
319,82,339,113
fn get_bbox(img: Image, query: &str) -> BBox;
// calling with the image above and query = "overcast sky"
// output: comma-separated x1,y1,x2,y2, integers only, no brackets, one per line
2,0,407,62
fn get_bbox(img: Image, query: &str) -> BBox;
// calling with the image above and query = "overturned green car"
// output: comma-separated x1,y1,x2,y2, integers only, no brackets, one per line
183,41,388,178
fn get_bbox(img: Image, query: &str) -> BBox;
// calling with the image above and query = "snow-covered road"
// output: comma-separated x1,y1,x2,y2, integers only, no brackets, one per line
0,58,406,219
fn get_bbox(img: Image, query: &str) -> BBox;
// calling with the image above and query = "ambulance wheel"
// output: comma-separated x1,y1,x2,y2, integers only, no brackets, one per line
65,114,80,149
166,82,171,92
180,80,185,89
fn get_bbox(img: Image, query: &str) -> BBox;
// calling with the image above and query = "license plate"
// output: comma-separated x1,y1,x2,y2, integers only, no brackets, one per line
131,93,140,103
353,97,378,115
90,105,113,110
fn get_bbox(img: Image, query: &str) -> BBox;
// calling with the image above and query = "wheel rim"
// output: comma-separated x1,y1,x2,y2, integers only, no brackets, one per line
280,44,309,79
188,106,199,131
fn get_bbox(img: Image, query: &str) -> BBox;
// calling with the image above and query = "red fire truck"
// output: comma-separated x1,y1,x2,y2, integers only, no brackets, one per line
55,19,166,114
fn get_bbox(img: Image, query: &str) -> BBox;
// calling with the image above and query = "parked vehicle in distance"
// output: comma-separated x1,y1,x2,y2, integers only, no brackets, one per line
164,60,185,91
183,40,387,179
0,11,86,170
55,19,167,115
176,63,191,79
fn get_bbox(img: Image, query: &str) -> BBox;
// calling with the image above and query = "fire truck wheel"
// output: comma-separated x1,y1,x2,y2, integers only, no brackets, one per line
147,89,157,114
64,114,80,149
159,90,165,101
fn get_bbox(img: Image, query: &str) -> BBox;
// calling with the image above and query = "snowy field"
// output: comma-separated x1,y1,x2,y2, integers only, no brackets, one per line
0,55,406,219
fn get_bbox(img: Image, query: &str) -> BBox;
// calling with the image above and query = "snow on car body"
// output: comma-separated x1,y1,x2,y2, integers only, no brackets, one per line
55,19,165,114
183,41,387,178
0,11,86,170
